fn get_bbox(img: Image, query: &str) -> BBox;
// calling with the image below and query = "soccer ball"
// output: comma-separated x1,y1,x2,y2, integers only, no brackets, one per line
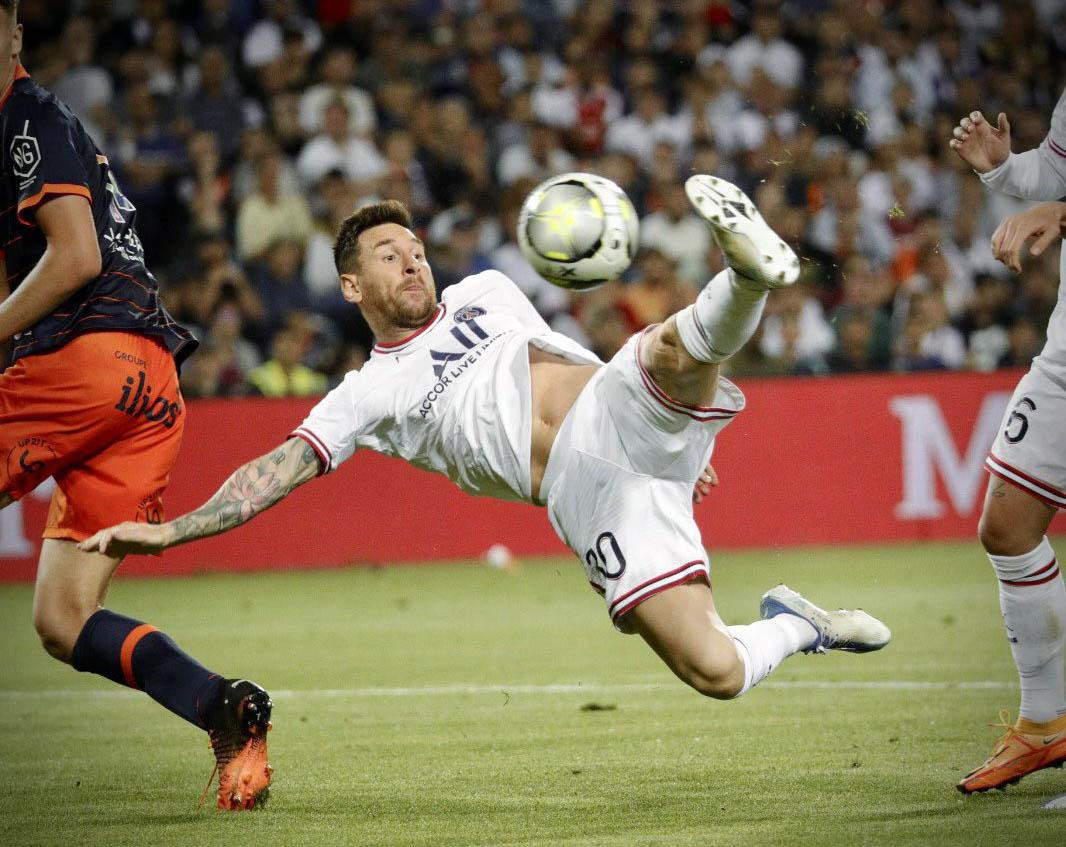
517,172,638,291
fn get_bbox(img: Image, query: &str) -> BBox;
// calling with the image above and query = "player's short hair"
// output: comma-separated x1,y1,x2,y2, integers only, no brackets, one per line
0,0,18,15
334,200,414,274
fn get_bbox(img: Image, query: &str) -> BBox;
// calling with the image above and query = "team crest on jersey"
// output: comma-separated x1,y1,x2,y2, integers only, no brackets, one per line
11,120,40,180
454,306,486,323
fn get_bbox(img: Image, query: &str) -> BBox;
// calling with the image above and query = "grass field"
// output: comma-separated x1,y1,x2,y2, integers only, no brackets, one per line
2,539,1065,846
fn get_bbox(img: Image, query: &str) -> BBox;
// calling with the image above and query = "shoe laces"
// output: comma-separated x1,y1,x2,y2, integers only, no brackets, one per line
984,709,1032,760
198,728,246,810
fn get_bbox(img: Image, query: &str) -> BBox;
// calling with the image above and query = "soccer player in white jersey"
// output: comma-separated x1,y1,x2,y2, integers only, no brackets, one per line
950,90,1066,792
80,177,889,719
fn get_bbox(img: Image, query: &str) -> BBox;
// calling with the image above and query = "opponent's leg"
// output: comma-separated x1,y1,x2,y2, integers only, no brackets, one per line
641,176,800,407
33,538,228,721
33,538,272,809
959,478,1066,793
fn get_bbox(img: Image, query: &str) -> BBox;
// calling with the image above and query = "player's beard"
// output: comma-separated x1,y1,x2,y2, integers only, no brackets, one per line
368,280,436,330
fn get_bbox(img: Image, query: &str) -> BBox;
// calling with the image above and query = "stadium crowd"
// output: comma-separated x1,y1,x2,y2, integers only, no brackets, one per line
19,0,1066,395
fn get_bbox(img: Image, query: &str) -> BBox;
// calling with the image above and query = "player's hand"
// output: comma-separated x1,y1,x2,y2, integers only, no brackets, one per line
693,462,719,504
949,111,1011,173
78,521,171,557
990,202,1066,273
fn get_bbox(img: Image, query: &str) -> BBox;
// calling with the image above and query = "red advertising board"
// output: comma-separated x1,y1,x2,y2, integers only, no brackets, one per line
2,368,1063,581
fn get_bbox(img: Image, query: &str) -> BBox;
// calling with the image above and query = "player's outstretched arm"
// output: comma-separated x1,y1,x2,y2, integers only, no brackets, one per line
78,436,322,558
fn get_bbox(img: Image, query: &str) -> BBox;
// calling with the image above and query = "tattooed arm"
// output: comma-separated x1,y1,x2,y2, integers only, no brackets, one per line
78,437,322,558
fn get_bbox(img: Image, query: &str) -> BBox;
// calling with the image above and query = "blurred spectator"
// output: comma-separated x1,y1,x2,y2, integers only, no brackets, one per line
617,249,694,332
759,284,835,370
426,209,493,291
639,183,713,285
578,291,631,362
242,0,322,69
110,84,186,263
497,121,576,187
296,98,386,188
247,327,328,397
999,316,1044,368
828,312,880,374
248,238,314,340
183,46,246,161
605,86,690,170
236,151,314,260
299,47,376,137
726,4,803,89
895,291,967,371
52,16,111,141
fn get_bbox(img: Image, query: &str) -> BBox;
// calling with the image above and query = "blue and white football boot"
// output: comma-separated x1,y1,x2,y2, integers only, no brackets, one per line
760,584,892,654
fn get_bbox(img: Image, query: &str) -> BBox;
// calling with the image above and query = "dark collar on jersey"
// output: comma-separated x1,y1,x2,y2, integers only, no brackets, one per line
0,63,29,111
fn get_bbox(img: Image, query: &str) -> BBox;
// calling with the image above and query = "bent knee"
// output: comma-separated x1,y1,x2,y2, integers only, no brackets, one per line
978,510,1040,557
32,604,94,663
680,656,745,701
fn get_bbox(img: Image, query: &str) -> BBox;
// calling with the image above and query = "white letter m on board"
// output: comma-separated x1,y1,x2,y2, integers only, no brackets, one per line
890,393,1010,519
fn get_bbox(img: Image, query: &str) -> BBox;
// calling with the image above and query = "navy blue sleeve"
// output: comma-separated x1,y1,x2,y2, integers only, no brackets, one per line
8,96,91,226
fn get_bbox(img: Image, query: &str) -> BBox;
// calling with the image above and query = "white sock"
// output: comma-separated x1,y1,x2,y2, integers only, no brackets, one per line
728,614,818,697
675,268,768,363
988,536,1066,723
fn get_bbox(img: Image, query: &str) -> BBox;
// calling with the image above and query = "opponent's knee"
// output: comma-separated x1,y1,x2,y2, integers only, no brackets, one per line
32,603,93,663
680,654,745,701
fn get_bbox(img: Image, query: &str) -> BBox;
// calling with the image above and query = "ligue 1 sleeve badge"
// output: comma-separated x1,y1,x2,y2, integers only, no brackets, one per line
11,119,40,180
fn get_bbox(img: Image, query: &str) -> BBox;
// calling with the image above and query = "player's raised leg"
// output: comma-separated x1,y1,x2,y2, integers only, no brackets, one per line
958,477,1066,793
639,176,799,408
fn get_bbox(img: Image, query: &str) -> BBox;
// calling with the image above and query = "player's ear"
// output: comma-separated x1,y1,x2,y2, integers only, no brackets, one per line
11,22,21,56
339,272,362,304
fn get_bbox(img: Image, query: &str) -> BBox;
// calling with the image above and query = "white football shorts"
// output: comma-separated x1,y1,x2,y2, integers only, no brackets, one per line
542,330,745,632
986,363,1066,510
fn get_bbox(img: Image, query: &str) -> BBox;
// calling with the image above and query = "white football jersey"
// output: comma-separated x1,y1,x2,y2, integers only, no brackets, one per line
980,85,1066,375
292,270,601,503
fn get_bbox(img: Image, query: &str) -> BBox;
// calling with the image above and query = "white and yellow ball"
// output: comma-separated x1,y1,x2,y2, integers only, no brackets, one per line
517,172,638,291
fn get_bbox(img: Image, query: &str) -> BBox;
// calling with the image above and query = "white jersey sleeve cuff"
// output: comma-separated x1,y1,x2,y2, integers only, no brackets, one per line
291,428,333,475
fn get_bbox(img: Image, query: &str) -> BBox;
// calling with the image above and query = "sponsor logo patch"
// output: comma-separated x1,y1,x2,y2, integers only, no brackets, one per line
11,119,40,180
7,436,56,482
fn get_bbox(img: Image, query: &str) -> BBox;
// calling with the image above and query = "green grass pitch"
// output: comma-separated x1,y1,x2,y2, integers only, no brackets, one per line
2,539,1065,846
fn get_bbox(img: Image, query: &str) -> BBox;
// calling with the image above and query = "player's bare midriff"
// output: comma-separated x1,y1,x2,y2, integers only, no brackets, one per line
528,343,600,503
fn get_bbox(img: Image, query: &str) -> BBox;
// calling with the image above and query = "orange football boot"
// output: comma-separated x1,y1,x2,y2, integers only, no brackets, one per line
201,679,274,810
958,711,1066,794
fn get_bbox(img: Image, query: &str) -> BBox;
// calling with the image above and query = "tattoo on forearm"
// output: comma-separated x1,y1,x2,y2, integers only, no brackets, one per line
991,481,1007,498
167,440,320,545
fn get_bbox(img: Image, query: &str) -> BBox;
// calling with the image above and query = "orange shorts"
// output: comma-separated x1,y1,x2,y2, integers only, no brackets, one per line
0,331,185,542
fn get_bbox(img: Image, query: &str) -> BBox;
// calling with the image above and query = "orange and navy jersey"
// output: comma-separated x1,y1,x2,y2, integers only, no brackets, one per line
0,65,196,366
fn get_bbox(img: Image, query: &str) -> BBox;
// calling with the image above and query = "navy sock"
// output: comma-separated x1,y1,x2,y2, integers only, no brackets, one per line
71,609,224,729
